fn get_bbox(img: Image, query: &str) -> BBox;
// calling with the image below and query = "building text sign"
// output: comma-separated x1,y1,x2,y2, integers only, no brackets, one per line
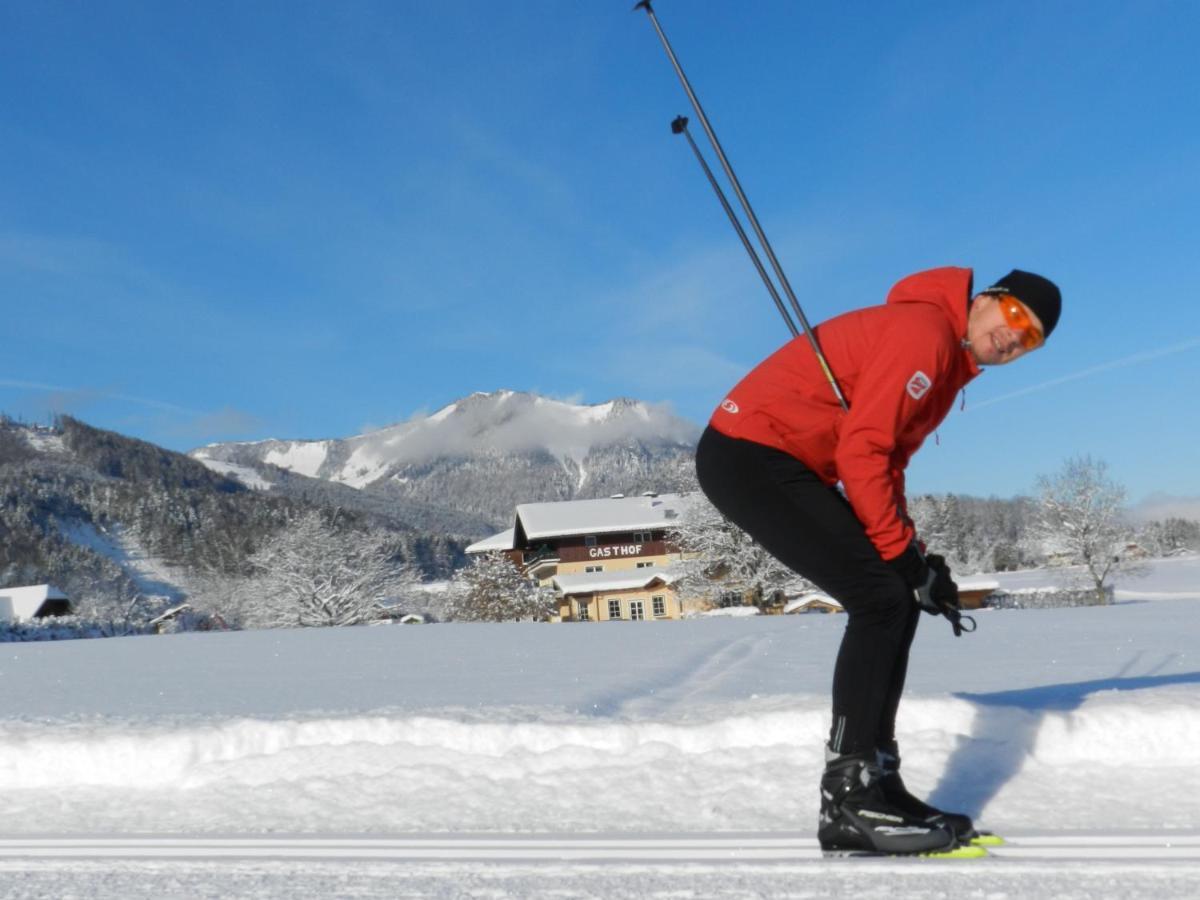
588,544,644,559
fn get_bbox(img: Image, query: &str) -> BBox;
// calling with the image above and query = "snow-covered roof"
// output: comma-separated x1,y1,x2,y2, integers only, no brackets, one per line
516,493,691,541
466,528,516,554
0,584,71,623
700,606,761,618
148,603,192,627
958,578,1001,592
551,568,679,596
783,592,843,614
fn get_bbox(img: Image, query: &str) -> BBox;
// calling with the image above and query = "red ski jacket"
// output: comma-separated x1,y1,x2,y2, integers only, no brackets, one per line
708,267,982,561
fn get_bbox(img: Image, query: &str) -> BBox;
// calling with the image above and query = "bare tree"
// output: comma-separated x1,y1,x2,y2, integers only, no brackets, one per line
233,510,421,628
1036,456,1136,604
446,551,555,622
669,494,810,607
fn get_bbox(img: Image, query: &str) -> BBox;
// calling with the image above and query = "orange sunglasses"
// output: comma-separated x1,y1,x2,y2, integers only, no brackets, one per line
991,293,1044,351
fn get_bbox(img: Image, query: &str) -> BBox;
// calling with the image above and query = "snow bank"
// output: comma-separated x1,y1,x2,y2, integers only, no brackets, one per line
1,575,1198,836
2,688,1199,834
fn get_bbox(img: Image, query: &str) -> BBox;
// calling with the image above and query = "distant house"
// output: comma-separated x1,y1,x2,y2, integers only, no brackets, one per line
0,585,73,623
466,492,704,621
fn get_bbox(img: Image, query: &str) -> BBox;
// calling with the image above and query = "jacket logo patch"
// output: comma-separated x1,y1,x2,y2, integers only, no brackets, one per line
720,398,740,414
906,371,932,400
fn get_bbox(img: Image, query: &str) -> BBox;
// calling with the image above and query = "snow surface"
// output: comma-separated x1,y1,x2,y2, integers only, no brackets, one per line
20,428,66,455
58,521,188,603
192,457,273,491
263,440,328,478
1,557,1197,897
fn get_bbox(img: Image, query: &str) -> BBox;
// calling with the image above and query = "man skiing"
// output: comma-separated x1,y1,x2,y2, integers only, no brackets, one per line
694,266,1061,855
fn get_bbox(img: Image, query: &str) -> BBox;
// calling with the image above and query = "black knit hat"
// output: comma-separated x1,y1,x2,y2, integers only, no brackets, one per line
984,270,1062,339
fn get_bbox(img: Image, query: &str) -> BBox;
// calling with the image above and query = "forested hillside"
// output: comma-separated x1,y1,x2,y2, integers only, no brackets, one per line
0,417,465,625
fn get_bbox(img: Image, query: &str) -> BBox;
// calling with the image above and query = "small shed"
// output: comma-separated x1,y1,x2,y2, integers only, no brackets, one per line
0,585,73,623
956,578,1000,610
784,592,844,615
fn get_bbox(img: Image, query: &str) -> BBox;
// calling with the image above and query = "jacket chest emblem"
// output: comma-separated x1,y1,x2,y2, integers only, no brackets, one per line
906,370,932,400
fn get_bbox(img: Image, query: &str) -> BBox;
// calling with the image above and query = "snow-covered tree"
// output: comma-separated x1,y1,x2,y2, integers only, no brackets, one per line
1035,456,1137,604
669,494,809,607
446,551,555,622
909,493,1041,574
232,510,420,628
1136,517,1200,557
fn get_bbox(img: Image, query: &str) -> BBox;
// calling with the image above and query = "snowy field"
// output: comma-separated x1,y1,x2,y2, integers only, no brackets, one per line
1,556,1198,897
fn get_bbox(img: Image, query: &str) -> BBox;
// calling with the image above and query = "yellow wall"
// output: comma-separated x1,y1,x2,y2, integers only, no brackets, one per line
558,586,682,622
534,551,681,588
556,551,678,577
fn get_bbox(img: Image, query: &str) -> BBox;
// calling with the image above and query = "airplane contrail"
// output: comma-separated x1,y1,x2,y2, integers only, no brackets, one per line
967,336,1200,412
0,379,202,415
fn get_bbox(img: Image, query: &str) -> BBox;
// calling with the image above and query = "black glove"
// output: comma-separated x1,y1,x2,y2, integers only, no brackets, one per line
885,543,929,591
923,553,975,636
887,544,975,636
925,554,958,607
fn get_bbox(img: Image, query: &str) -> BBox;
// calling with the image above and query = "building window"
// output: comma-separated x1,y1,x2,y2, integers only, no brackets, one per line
652,595,666,617
719,591,742,608
633,531,652,543
630,600,645,621
585,565,604,573
577,601,590,622
636,561,654,569
585,535,598,547
607,599,621,620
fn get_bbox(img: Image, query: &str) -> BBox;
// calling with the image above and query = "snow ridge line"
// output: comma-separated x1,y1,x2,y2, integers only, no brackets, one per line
0,834,1197,862
5,691,1200,792
0,710,825,791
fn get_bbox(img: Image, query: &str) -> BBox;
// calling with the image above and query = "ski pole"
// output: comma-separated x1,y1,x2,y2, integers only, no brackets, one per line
636,0,849,412
671,116,798,340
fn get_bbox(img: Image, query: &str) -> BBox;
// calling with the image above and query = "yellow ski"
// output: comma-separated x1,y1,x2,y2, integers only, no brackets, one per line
922,844,989,859
970,832,1006,847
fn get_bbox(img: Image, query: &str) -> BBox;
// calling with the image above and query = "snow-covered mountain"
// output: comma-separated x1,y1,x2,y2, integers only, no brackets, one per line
191,391,703,533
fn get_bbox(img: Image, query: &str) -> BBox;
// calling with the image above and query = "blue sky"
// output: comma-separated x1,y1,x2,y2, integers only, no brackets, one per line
2,1,1198,507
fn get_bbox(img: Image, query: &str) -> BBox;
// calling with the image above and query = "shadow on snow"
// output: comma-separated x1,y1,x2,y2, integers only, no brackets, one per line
928,659,1200,819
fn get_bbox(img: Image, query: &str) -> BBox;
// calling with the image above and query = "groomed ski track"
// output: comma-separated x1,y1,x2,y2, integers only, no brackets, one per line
3,833,1199,899
1,831,1197,861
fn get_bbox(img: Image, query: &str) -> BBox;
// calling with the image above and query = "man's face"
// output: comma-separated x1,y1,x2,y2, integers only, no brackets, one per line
965,294,1045,366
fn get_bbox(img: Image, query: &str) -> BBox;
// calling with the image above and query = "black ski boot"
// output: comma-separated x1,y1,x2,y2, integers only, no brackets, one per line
877,741,975,842
817,747,955,856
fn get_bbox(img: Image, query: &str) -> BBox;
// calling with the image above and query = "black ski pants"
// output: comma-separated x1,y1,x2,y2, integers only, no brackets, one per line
694,425,920,755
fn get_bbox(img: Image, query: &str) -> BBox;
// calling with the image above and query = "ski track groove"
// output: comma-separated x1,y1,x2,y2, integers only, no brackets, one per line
1,833,1197,862
615,632,774,718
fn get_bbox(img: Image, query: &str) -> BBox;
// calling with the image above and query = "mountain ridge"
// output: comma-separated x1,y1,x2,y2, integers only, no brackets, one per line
191,390,703,533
